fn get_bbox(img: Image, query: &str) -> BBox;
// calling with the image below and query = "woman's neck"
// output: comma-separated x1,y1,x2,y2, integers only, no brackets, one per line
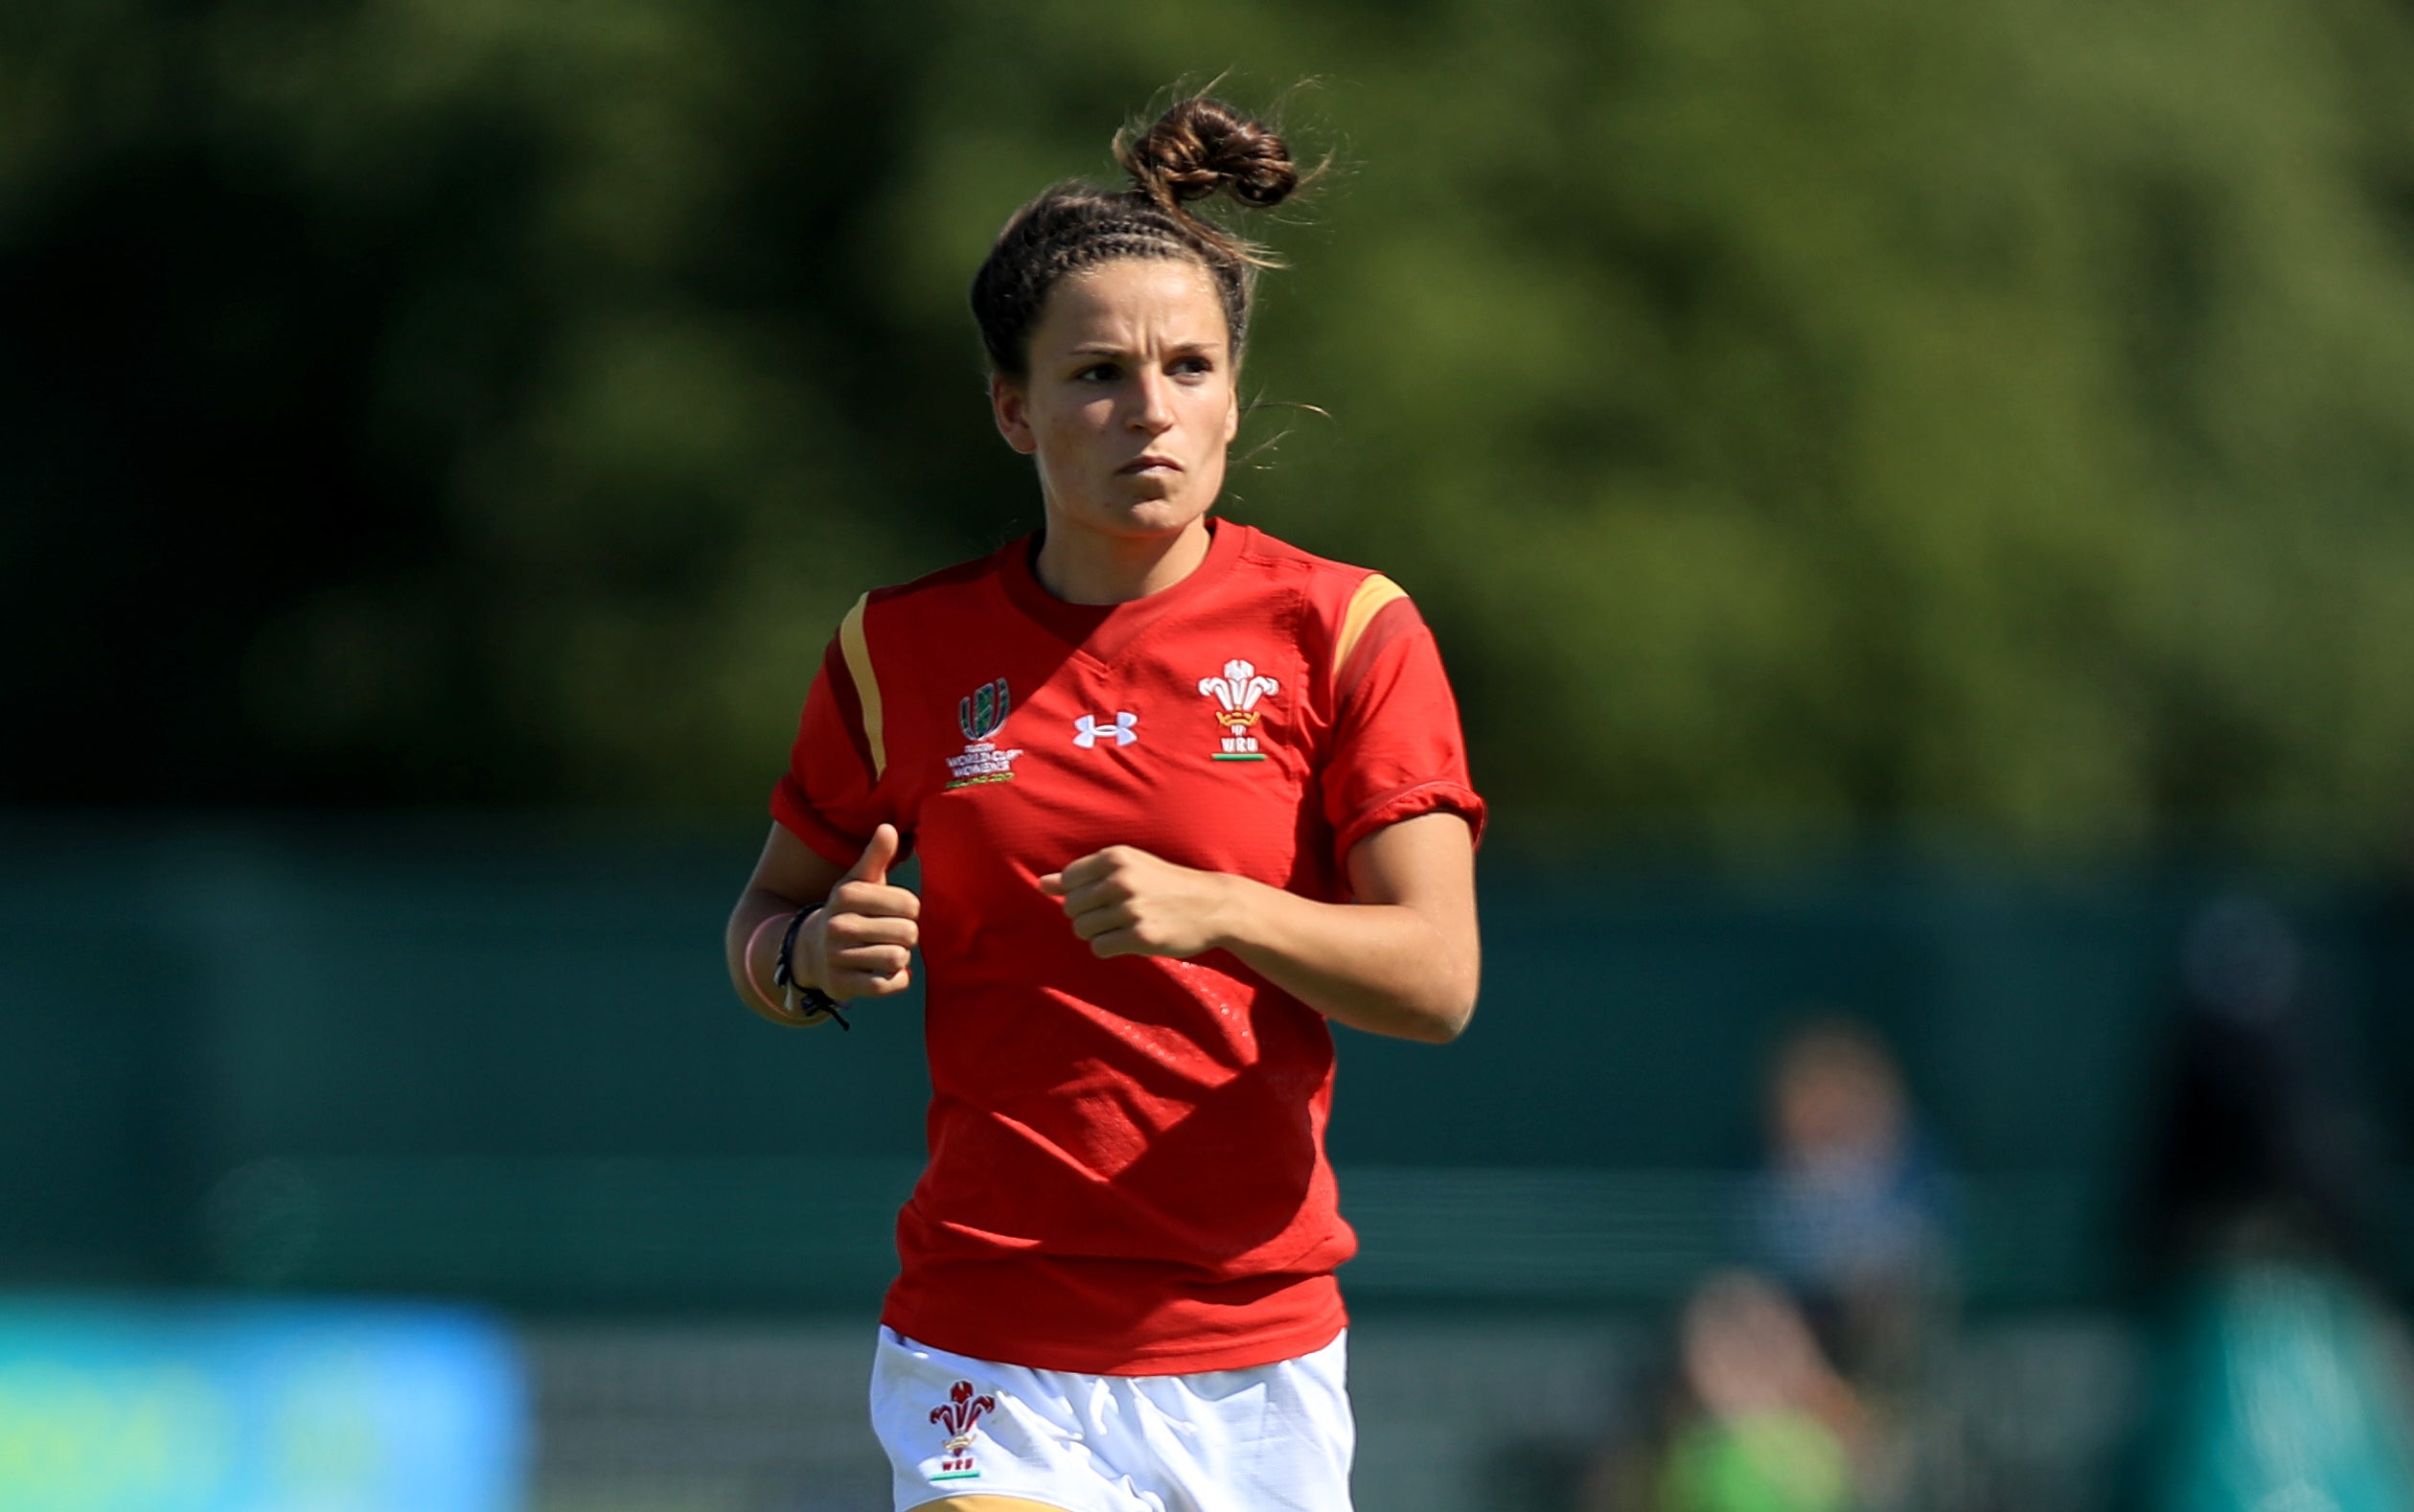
1033,517,1213,605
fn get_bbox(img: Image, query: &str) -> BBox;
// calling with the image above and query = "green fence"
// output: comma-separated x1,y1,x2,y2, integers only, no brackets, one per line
3,815,2403,1312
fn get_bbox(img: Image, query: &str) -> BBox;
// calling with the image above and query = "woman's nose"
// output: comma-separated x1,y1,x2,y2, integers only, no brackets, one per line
1129,371,1177,432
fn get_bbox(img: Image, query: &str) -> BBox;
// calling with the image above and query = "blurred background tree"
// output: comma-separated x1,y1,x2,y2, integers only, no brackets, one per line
8,0,2414,856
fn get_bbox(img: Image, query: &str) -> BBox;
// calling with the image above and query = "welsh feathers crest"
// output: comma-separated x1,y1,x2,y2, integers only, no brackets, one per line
1197,659,1278,720
1198,657,1278,762
931,1379,997,1456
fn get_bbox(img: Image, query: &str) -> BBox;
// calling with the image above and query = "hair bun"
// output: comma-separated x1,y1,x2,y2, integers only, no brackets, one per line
1118,96,1299,211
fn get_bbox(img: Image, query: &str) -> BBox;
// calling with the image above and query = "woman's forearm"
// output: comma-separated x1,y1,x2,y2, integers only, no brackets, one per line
726,885,820,1026
1038,813,1481,1042
1212,876,1479,1043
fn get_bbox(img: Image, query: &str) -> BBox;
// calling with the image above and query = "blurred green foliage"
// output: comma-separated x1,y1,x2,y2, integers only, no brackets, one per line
8,0,2414,854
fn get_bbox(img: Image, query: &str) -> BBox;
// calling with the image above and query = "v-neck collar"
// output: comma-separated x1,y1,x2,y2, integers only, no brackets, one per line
998,518,1249,666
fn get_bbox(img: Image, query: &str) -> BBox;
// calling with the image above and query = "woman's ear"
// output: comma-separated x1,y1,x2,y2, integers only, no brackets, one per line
991,374,1039,455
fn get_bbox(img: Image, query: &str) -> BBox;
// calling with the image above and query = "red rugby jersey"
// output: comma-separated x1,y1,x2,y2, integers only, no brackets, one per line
770,520,1483,1374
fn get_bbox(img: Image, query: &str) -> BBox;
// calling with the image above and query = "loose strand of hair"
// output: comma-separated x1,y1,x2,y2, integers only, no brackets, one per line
1232,395,1335,472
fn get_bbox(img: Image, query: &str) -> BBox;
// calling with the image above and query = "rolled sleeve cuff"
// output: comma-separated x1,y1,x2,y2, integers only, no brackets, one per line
1332,780,1486,872
770,780,873,871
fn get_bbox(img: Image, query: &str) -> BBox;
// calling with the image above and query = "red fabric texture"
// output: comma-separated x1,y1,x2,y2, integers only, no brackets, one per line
770,521,1483,1374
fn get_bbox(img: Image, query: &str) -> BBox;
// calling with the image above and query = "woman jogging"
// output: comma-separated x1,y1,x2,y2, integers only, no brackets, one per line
724,92,1483,1512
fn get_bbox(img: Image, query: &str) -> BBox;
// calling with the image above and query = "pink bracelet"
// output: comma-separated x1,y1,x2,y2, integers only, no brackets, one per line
743,910,793,1015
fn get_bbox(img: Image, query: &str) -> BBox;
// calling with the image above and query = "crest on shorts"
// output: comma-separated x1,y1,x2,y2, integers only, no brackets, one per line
1198,657,1278,762
959,678,1010,742
929,1379,997,1481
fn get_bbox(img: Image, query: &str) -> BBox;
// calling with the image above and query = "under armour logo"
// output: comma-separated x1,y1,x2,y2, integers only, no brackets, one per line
1072,712,1138,748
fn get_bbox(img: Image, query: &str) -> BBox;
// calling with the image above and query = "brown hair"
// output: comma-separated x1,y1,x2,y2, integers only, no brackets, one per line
970,94,1302,378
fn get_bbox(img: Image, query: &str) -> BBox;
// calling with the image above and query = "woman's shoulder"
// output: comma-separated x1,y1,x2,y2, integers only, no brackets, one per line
1227,521,1374,580
862,537,1024,608
1224,522,1418,633
1224,522,1407,605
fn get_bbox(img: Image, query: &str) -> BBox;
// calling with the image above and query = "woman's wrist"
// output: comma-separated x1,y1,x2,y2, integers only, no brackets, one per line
1203,871,1267,955
772,904,850,1027
781,904,825,994
747,902,829,999
743,910,794,1014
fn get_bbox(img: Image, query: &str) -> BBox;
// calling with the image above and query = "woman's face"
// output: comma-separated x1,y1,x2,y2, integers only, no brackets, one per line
991,257,1239,548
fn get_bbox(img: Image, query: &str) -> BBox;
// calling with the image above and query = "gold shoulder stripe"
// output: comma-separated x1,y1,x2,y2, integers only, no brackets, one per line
837,592,886,779
1334,574,1409,686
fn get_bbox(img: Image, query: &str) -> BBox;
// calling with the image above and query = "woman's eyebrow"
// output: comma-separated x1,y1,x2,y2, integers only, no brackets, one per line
1065,337,1228,357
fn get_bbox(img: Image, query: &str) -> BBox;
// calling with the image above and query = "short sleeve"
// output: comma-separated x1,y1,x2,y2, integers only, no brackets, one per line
770,635,892,869
1321,592,1486,867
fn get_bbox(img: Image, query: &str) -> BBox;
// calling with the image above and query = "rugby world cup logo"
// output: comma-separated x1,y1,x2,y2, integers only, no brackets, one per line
958,678,1009,743
1198,658,1278,762
945,677,1022,789
930,1379,997,1478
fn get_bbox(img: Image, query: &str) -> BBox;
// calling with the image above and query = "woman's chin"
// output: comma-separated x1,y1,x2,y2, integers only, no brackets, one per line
1076,492,1211,539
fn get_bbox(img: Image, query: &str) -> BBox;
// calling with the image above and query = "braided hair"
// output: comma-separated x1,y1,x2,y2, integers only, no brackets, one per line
971,95,1301,378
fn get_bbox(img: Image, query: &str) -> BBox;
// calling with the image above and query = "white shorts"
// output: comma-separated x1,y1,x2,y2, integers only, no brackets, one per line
869,1325,1355,1512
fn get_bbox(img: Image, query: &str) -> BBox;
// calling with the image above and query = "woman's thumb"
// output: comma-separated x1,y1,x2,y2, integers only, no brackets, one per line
843,823,899,885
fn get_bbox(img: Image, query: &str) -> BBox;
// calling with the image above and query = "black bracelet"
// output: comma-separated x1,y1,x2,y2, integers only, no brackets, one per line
771,905,850,1030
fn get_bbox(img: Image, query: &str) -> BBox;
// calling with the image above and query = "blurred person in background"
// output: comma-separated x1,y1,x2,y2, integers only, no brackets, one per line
2127,896,2414,1512
1742,1019,1957,1389
1583,1271,1864,1512
1588,1024,1953,1512
721,91,1483,1512
1660,1272,1864,1512
1738,1019,1958,1508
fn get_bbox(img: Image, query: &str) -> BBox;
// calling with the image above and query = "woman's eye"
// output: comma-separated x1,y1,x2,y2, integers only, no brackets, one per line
1074,364,1118,383
1171,356,1213,378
